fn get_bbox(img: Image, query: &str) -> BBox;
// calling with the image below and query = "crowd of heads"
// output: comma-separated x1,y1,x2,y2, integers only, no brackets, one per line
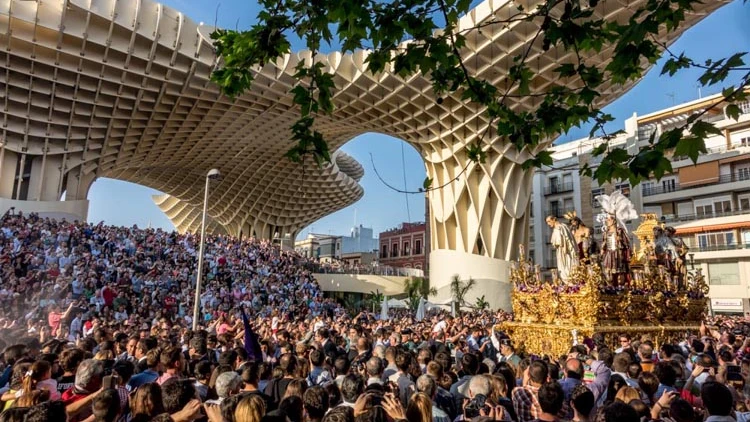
1,212,750,422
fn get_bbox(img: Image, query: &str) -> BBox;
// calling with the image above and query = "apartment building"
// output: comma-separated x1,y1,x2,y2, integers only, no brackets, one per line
530,93,750,314
379,222,428,271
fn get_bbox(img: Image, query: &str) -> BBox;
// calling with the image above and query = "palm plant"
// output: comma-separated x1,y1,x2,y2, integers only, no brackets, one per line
475,295,489,310
450,274,476,311
403,276,436,299
368,289,385,312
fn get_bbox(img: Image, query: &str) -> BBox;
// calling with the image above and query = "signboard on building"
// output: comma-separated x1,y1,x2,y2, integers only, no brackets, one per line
711,298,744,312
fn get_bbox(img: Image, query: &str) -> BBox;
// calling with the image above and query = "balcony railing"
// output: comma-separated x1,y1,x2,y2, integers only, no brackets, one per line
682,241,750,253
306,262,424,277
642,173,750,197
543,207,576,219
544,182,575,196
661,207,750,224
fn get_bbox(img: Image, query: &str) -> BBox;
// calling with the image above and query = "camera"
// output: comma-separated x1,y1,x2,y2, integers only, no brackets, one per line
726,365,743,382
464,394,491,418
102,374,120,389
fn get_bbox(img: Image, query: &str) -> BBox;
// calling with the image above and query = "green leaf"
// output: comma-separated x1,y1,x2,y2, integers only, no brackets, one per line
726,104,741,121
660,54,691,76
674,136,707,163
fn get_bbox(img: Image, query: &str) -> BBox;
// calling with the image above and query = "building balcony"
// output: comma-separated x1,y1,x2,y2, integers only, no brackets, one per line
684,241,750,253
642,173,750,199
661,207,750,224
544,182,575,196
543,207,576,219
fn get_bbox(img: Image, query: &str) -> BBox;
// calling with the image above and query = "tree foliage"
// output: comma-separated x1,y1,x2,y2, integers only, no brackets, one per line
367,289,385,311
475,295,490,310
404,277,436,311
211,0,749,189
404,276,436,299
450,274,476,310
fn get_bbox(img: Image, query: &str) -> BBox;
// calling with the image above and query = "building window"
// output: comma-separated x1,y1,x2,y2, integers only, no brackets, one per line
696,231,735,250
549,176,559,193
615,182,631,197
392,243,399,257
642,182,654,196
549,200,560,217
563,198,574,213
708,262,740,285
415,240,422,255
740,137,750,147
662,179,676,193
714,199,732,215
591,187,605,207
740,196,750,211
696,205,712,217
381,244,388,259
738,167,750,181
403,241,411,256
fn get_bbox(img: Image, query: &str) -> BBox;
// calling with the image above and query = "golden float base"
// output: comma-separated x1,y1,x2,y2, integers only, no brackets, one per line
498,321,700,358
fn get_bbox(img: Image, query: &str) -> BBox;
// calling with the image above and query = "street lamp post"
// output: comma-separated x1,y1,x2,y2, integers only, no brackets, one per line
193,168,220,331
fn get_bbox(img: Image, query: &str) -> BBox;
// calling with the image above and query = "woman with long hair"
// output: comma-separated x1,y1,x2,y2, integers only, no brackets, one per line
234,394,266,422
283,378,308,400
129,383,165,421
405,392,432,422
2,363,31,410
16,361,58,407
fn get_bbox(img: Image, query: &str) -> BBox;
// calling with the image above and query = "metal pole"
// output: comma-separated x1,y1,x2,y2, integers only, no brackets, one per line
192,175,211,331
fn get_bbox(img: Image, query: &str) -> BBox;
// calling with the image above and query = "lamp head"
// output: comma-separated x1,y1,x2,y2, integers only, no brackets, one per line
207,168,221,180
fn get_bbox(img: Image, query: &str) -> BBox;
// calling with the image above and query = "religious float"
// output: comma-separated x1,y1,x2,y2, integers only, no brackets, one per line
499,191,709,357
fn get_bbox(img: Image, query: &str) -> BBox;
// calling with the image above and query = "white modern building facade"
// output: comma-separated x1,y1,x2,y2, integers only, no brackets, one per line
530,93,750,314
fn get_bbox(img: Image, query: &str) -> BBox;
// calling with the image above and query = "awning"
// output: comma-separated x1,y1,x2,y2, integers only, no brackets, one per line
676,222,750,235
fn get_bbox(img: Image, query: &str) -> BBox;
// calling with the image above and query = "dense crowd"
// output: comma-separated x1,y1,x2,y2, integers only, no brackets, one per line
0,212,749,422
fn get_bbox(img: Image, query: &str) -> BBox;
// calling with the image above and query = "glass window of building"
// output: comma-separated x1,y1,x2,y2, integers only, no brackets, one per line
563,198,574,213
708,262,740,285
562,173,573,189
697,231,735,250
415,240,422,255
403,241,410,256
713,199,732,215
662,178,676,192
642,181,654,196
549,176,559,192
615,182,631,197
740,195,750,211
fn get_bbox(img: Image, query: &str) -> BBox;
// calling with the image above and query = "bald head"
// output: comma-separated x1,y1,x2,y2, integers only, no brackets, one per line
357,337,369,352
366,357,383,378
565,358,583,380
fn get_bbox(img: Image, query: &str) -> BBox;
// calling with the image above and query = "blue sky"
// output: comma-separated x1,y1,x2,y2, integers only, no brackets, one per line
87,0,750,237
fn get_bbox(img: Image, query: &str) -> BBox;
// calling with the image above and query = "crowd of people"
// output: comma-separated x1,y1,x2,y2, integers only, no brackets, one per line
1,212,749,422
